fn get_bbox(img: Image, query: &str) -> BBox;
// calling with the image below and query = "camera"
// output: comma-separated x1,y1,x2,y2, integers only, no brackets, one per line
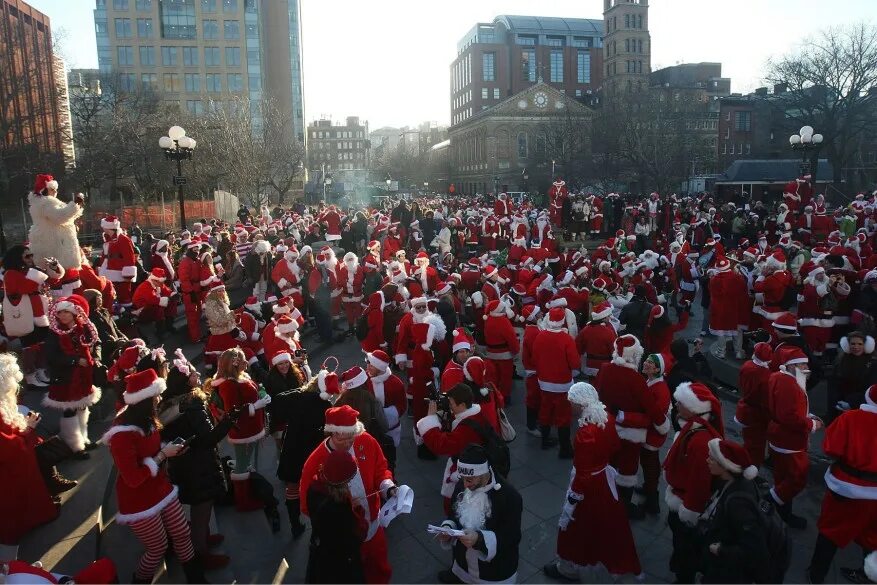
426,381,452,430
294,348,308,358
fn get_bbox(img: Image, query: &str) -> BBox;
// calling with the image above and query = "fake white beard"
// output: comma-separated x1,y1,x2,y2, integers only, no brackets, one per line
456,489,491,531
345,260,358,283
795,368,809,391
412,309,431,324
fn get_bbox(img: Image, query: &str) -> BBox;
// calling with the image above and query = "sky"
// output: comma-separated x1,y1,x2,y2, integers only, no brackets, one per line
29,0,874,130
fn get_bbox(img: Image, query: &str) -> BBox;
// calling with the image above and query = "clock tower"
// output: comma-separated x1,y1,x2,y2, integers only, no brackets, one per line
602,0,651,97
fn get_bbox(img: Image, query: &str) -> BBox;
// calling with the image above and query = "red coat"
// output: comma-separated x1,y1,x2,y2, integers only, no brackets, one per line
319,209,342,241
709,270,748,335
212,375,266,444
441,359,466,392
644,377,672,450
735,360,772,428
483,314,519,361
532,329,579,391
104,424,176,524
663,419,723,524
271,258,303,305
100,233,137,283
576,321,617,377
367,370,406,446
132,280,172,310
416,405,490,498
2,267,50,330
595,362,667,445
359,293,387,353
767,370,816,452
753,271,792,322
521,324,540,374
408,266,438,298
797,280,833,328
822,406,877,500
177,256,201,295
337,264,365,302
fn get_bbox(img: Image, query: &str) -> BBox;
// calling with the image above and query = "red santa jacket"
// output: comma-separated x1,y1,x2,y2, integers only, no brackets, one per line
212,375,266,444
360,292,387,353
797,278,834,328
709,270,747,335
408,265,438,298
767,370,817,452
822,405,877,499
521,323,540,374
2,267,50,328
531,328,579,391
483,313,519,361
177,256,201,295
416,404,489,498
595,361,669,445
664,419,723,523
441,359,466,392
319,208,342,240
753,271,792,321
103,425,176,524
644,377,672,450
100,233,137,283
337,264,365,302
271,258,302,296
576,321,617,377
132,280,172,310
735,359,772,427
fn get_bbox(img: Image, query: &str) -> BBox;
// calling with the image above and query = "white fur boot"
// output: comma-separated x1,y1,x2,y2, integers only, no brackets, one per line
77,408,91,447
59,414,85,453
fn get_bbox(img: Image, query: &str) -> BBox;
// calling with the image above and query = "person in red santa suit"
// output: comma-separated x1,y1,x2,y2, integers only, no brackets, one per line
407,251,438,299
543,382,643,582
365,350,406,473
753,249,793,330
663,382,724,584
338,252,365,337
532,307,579,458
797,204,816,246
176,244,203,343
382,224,403,261
150,239,175,282
708,256,748,359
359,290,388,353
271,245,305,309
735,342,773,467
300,405,400,584
101,368,206,583
589,194,604,239
98,215,137,307
548,178,568,227
441,328,473,392
797,266,838,357
576,300,616,380
319,204,342,242
494,192,512,218
807,384,877,584
132,267,177,339
767,347,822,530
636,353,673,517
234,295,266,359
462,356,504,435
482,298,519,403
678,249,701,306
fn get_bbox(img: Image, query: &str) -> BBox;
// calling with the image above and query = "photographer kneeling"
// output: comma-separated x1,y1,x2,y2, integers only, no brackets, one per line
416,383,489,513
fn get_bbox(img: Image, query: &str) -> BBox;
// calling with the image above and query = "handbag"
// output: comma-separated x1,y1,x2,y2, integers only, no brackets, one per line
3,294,35,338
497,407,516,442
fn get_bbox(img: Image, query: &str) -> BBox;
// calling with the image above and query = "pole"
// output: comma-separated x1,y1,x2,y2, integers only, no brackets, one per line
177,157,186,231
20,198,28,233
160,191,166,232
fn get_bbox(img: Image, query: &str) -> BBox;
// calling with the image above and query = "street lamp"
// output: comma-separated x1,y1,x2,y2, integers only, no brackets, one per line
386,173,392,193
521,168,529,194
159,125,196,231
494,175,499,197
789,125,823,177
423,181,429,194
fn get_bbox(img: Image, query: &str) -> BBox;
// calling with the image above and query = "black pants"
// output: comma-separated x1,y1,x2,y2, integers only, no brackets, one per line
668,510,702,582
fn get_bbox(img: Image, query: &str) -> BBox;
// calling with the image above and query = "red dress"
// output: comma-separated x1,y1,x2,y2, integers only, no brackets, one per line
557,416,641,576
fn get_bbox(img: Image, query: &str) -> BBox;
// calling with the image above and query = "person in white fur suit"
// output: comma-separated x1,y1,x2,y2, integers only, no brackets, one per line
27,174,86,296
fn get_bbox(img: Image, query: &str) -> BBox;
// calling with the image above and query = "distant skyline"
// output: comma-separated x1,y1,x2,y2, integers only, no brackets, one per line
30,0,873,129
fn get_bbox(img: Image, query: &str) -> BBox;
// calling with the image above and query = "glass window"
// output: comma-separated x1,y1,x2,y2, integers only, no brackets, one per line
625,39,630,52
159,0,196,39
245,0,256,13
248,73,261,90
247,49,260,66
202,19,218,38
735,111,751,131
204,46,220,66
184,72,200,91
625,14,630,28
225,46,240,66
222,0,237,13
493,88,500,99
161,46,178,65
117,46,135,66
571,36,590,48
517,133,528,159
95,19,108,36
638,39,643,53
163,72,181,92
550,50,563,83
98,47,112,70
227,73,243,92
577,51,590,84
119,73,137,91
96,0,107,6
182,46,198,65
516,35,536,46
521,48,536,82
186,100,203,114
114,0,129,9
223,20,239,39
201,0,215,12
141,72,158,89
545,36,564,47
637,14,643,29
139,45,155,66
135,0,152,10
481,87,488,99
114,18,132,38
206,73,221,92
136,18,153,37
482,52,495,82
246,23,258,38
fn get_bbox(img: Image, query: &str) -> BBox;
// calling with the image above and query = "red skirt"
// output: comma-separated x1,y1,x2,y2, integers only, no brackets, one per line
44,365,99,410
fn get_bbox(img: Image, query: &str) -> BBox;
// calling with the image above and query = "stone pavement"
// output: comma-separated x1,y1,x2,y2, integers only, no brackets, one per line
17,299,867,583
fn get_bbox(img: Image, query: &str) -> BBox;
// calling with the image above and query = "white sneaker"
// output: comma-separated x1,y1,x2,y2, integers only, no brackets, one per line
25,373,48,387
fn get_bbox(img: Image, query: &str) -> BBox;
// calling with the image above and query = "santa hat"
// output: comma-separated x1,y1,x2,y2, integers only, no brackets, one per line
320,449,358,485
752,342,773,367
546,295,568,309
5,558,118,585
612,334,643,369
708,438,759,480
771,312,798,333
414,251,429,265
53,294,90,318
323,404,364,435
644,352,673,376
714,257,731,272
271,351,292,366
648,304,665,326
521,304,541,322
463,356,489,396
557,270,574,287
101,215,121,231
452,328,473,353
244,296,261,312
343,251,358,264
410,296,428,308
276,315,298,335
366,350,391,371
317,358,341,401
207,278,225,294
33,173,57,194
591,300,612,321
435,281,453,296
511,283,527,296
778,346,808,370
116,345,147,374
545,307,566,330
123,368,166,405
483,265,498,280
148,267,167,282
767,250,786,270
592,277,609,293
674,381,719,417
340,366,368,391
865,385,877,408
272,297,292,315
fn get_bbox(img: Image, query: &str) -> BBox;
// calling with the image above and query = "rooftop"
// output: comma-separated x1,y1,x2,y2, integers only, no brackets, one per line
494,15,603,35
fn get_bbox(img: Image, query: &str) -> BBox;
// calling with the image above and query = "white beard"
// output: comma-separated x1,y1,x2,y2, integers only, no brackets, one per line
456,489,491,531
412,309,431,325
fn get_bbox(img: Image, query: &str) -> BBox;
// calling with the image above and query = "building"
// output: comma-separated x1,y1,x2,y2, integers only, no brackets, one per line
94,0,305,143
450,15,604,127
0,0,67,177
307,116,369,173
650,62,730,98
602,0,651,96
448,82,594,195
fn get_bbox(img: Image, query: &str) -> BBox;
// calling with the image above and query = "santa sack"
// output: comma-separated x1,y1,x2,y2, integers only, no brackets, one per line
2,294,36,338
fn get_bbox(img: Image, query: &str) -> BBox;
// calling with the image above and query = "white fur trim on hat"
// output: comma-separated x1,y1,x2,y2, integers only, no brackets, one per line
546,297,568,309
124,377,167,405
46,179,59,191
272,352,292,366
277,320,298,334
101,216,121,230
673,382,711,414
324,420,365,435
708,438,758,480
611,336,643,369
366,352,390,371
342,369,368,390
591,304,612,321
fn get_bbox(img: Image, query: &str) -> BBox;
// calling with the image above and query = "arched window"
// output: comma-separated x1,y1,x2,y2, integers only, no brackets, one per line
517,133,528,159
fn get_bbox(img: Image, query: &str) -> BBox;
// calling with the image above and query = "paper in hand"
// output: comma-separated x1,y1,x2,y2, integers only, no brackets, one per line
379,484,414,527
427,524,466,537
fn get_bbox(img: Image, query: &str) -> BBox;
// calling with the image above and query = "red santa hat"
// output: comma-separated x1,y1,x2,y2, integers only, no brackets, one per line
148,267,167,282
101,215,121,231
463,356,490,396
276,315,298,335
674,381,719,417
323,404,364,435
752,342,773,367
452,328,473,353
708,438,759,480
366,350,391,372
521,304,541,322
244,296,261,312
546,295,568,309
777,346,808,371
742,247,758,260
511,283,527,296
612,334,643,369
53,294,90,319
591,300,612,321
33,173,58,194
410,296,428,308
271,351,292,366
367,239,380,252
340,366,368,391
414,251,430,266
272,297,292,315
545,306,566,330
123,368,166,405
647,304,665,326
207,278,225,294
865,385,877,408
592,277,609,293
483,265,498,280
714,257,731,272
771,312,798,333
320,449,358,485
766,250,787,270
317,357,341,401
435,281,453,296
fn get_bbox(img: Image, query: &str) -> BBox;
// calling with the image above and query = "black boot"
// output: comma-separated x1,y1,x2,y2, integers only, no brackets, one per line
642,490,660,516
540,425,558,450
181,557,209,584
417,444,438,460
131,573,151,584
807,533,839,584
265,504,281,533
778,501,808,530
286,499,306,539
526,408,539,435
557,427,573,459
618,486,645,520
43,465,78,495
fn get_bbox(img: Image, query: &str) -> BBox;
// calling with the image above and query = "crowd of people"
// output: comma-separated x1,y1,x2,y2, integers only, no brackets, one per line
2,171,877,584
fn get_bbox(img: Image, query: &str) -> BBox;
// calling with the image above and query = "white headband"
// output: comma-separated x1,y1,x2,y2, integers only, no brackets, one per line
457,460,489,477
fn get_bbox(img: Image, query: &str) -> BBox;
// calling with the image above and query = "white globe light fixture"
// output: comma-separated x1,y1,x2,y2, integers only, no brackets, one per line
790,124,822,181
158,136,173,149
168,125,186,141
789,134,801,145
160,125,196,231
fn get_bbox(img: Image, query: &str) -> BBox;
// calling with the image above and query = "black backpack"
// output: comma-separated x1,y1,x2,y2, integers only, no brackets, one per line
460,418,511,478
723,482,791,583
355,308,370,341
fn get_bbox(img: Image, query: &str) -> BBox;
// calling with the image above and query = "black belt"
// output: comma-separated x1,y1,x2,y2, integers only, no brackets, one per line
835,461,877,482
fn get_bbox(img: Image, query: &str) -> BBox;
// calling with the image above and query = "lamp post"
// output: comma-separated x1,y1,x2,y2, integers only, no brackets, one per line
789,125,823,177
386,173,392,194
522,168,529,194
423,181,429,195
159,125,196,231
494,175,499,197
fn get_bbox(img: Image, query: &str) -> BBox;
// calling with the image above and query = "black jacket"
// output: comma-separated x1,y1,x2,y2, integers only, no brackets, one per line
619,297,653,341
45,327,102,385
89,308,127,360
158,394,235,505
272,390,331,483
305,481,366,584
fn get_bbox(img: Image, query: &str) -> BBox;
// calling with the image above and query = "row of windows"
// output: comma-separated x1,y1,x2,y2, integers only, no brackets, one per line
452,54,471,93
311,152,365,161
116,71,251,93
102,17,255,41
453,90,472,111
625,60,643,74
309,130,366,139
514,35,593,48
452,108,473,126
482,53,495,82
311,141,365,150
104,0,240,12
722,143,752,155
624,38,644,53
481,87,501,100
115,45,242,67
608,13,644,31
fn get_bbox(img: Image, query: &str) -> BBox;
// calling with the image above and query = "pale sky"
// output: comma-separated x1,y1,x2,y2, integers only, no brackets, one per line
30,0,873,130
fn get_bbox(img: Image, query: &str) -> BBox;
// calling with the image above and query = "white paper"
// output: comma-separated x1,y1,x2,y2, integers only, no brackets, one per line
427,524,466,537
379,484,414,527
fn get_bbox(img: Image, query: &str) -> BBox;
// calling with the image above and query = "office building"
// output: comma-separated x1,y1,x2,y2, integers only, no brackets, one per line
308,116,370,173
602,0,651,96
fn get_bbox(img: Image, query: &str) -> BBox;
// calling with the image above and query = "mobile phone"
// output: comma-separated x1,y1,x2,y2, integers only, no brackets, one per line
171,437,187,447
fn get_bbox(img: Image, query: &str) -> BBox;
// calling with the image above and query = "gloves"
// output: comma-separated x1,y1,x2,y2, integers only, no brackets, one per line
249,395,272,415
558,500,577,531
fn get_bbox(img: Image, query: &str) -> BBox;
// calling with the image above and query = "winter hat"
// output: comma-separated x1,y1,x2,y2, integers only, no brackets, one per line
591,300,612,321
452,328,473,353
521,304,541,323
546,307,566,330
410,296,428,309
244,296,261,312
101,215,121,231
272,296,292,315
648,304,665,326
123,368,166,405
53,294,90,319
752,342,773,367
483,265,498,280
320,448,358,485
771,312,798,333
592,277,609,293
840,333,876,355
644,353,672,376
33,173,57,194
766,250,787,270
340,366,368,391
714,257,731,272
323,404,365,435
612,334,644,368
148,267,167,281
463,356,490,397
366,350,391,372
674,381,719,417
414,251,429,266
567,382,609,428
777,347,808,370
270,351,292,366
865,385,877,408
708,438,759,480
317,357,341,401
456,445,494,481
435,281,453,296
276,315,298,335
546,295,568,309
116,345,147,373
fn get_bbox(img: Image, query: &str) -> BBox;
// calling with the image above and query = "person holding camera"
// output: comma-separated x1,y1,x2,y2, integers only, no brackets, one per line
102,368,206,584
132,267,178,341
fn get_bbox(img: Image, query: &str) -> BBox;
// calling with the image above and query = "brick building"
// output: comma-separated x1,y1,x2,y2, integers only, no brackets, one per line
307,116,370,173
602,0,651,97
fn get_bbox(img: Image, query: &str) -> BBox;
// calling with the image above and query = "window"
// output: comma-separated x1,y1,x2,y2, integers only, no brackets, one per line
184,72,200,91
638,39,643,53
637,15,643,28
222,0,237,13
745,143,751,155
98,47,112,70
95,19,108,36
493,88,500,99
481,87,488,99
724,126,730,139
535,136,546,158
119,73,137,91
141,72,158,89
575,89,582,97
482,52,495,82
516,35,536,46
201,0,215,11
625,39,630,52
223,20,239,39
204,47,220,66
139,45,155,65
136,18,153,37
247,48,260,66
571,36,590,48
517,133,528,159
159,0,196,39
161,46,177,65
734,111,751,131
521,48,536,82
637,60,642,74
114,0,129,9
248,73,261,90
163,72,181,92
226,73,243,91
182,46,198,65
206,73,221,92
202,19,218,38
550,50,563,83
225,47,241,66
722,143,727,155
186,100,203,114
115,18,132,38
577,51,590,84
246,23,258,38
245,0,256,13
730,143,735,154
117,46,135,66
545,36,564,47
135,0,152,10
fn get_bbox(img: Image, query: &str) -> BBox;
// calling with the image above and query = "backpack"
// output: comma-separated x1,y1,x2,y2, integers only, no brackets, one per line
460,418,511,478
355,309,370,341
723,482,791,583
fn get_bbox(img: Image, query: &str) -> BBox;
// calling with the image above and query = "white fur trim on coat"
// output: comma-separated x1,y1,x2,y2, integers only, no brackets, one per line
42,387,102,411
26,268,48,284
142,457,159,477
115,485,179,525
